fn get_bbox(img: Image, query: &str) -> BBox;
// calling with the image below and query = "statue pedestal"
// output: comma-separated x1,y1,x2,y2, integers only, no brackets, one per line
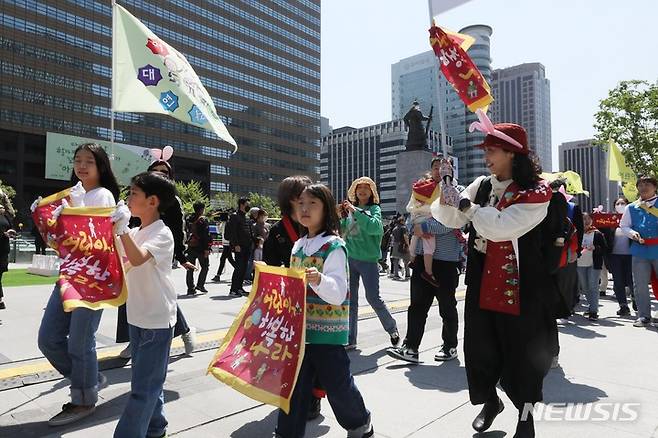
395,149,435,215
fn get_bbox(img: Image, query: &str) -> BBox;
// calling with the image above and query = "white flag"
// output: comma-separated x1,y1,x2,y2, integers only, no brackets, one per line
429,0,473,16
112,3,237,151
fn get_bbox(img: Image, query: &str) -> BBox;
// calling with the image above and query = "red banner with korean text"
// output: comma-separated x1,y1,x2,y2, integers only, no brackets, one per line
54,208,127,311
31,188,71,249
591,213,621,229
429,24,493,112
208,264,306,413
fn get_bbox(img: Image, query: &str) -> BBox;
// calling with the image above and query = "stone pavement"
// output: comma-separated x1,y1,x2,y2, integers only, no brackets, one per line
1,260,658,437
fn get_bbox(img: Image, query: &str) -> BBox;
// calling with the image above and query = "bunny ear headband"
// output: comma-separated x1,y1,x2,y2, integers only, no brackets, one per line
468,109,525,151
149,145,174,163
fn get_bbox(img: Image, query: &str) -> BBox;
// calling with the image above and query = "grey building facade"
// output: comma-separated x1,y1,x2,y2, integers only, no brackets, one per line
559,139,617,213
491,63,552,171
320,121,450,217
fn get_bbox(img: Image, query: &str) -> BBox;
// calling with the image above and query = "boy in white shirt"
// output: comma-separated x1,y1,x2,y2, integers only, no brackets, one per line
111,172,177,438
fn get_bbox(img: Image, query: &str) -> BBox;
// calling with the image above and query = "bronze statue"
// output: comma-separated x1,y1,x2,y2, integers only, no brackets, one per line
403,100,432,151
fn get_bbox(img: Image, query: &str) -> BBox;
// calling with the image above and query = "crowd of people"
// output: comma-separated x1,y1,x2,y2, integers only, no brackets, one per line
0,111,656,437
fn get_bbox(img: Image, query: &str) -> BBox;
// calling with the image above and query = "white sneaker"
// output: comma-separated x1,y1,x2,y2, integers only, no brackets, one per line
633,318,650,327
119,344,131,359
182,327,197,355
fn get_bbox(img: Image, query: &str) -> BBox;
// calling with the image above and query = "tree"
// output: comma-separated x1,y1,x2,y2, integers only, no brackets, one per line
248,192,281,219
0,179,15,200
175,180,210,215
594,80,658,177
212,191,239,212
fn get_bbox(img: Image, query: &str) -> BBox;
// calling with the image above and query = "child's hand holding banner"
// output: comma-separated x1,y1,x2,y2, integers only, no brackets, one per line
208,264,306,413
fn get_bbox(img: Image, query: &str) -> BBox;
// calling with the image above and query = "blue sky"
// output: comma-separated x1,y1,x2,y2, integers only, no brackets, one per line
320,0,658,170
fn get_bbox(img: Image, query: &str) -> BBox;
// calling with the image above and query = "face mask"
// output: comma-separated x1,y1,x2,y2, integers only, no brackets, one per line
615,204,626,214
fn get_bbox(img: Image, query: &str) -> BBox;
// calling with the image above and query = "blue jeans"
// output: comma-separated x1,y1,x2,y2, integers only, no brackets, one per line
631,257,658,320
38,284,104,406
114,325,173,438
577,266,600,314
276,344,370,438
348,258,397,345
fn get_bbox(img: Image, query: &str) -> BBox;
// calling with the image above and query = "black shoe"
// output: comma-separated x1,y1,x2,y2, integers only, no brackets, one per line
390,330,400,346
362,426,374,438
632,301,638,311
617,306,631,316
600,291,606,297
386,346,419,363
229,290,241,297
211,276,221,282
0,301,5,310
588,313,599,321
186,289,197,296
240,288,250,297
307,396,321,421
195,286,209,294
513,413,535,438
472,397,504,432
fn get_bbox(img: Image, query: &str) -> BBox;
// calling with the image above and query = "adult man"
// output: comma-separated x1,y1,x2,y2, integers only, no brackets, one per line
387,158,463,363
225,197,253,297
185,201,212,295
620,176,658,327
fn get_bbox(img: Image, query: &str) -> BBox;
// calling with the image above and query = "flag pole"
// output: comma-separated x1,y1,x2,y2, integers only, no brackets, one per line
427,0,449,161
110,0,116,163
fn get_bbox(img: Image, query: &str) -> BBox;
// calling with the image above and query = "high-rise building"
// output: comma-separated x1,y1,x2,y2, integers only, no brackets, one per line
491,63,552,171
320,121,450,217
391,24,492,185
0,0,320,219
559,139,617,213
320,116,332,137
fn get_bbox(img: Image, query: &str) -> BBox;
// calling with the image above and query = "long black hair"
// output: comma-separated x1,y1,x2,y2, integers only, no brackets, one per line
512,151,542,190
70,143,120,202
300,184,340,237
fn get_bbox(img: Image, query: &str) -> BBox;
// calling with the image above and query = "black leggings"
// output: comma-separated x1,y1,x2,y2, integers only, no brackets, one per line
0,271,4,300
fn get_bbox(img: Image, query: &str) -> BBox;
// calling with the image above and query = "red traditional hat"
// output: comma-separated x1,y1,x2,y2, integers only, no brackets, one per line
412,179,439,204
470,109,529,155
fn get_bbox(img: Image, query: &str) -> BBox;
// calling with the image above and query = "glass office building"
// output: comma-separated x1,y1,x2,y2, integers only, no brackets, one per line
0,0,320,218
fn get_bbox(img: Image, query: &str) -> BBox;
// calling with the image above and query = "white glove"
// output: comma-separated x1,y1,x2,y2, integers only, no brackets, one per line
111,200,131,235
52,199,69,220
30,196,43,213
69,181,86,207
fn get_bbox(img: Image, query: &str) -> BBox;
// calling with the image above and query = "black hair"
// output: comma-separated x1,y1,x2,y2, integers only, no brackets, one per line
238,197,250,208
147,160,174,179
70,143,120,202
193,201,205,213
615,196,629,204
130,172,177,213
636,175,658,188
512,152,542,190
277,175,312,217
300,184,340,237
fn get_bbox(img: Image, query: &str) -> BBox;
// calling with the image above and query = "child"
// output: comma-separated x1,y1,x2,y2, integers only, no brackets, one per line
276,184,374,438
253,236,265,263
111,172,178,438
36,143,119,426
406,172,440,287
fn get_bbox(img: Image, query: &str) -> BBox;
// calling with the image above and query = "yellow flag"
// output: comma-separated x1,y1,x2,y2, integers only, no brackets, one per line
608,140,638,201
540,171,589,196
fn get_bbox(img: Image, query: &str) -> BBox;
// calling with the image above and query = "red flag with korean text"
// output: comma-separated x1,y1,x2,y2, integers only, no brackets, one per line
208,264,306,413
32,189,127,311
429,24,493,112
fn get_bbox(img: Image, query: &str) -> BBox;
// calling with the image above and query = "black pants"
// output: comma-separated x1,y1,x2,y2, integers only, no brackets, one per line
0,271,4,300
608,254,633,308
464,283,556,408
405,256,460,350
230,246,250,292
216,244,235,276
116,303,190,343
554,261,578,317
186,249,209,290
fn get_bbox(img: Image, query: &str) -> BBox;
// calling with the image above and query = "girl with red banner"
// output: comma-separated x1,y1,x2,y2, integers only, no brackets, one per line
432,110,558,438
35,143,120,426
275,184,373,438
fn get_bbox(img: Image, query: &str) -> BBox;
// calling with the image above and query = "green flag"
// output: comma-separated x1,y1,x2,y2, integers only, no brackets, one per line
112,3,237,152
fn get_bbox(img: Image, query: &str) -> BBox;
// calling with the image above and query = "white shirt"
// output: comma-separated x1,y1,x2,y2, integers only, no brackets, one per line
83,187,116,208
620,196,657,239
291,233,348,306
124,220,177,329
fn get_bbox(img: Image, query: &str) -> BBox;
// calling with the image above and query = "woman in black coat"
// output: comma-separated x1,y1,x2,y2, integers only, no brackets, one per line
0,192,16,309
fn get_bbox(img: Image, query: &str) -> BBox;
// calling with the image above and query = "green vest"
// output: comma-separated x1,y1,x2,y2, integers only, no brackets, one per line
291,237,349,345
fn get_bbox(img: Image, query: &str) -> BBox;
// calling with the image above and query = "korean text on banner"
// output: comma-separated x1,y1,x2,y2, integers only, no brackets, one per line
112,3,237,151
208,264,306,413
429,24,493,113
